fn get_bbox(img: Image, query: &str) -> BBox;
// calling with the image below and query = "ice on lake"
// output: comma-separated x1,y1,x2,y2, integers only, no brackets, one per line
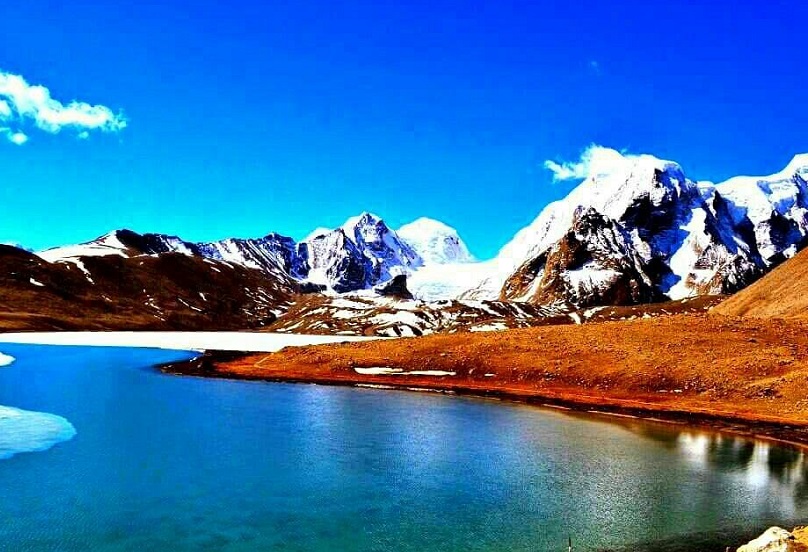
0,404,76,460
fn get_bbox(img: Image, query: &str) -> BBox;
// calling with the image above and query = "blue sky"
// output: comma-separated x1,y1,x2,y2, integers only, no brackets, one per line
1,1,807,259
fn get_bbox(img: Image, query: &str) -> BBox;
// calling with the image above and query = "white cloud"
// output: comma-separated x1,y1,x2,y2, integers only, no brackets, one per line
589,60,601,74
544,145,639,182
7,131,28,145
1,127,29,145
0,69,126,145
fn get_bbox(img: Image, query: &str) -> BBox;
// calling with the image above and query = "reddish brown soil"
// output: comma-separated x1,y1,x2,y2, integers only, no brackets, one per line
167,313,808,446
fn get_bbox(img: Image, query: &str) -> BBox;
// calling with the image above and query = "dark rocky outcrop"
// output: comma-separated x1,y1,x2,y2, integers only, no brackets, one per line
373,274,413,300
503,208,660,308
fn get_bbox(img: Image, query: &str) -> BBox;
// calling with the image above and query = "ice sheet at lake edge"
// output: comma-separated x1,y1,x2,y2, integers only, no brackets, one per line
0,331,377,352
0,352,77,459
0,405,76,460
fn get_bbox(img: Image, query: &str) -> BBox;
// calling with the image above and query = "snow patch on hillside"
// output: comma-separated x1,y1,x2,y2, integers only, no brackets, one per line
37,231,129,263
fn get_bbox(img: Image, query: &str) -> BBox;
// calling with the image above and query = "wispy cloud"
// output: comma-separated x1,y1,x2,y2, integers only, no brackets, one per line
588,60,601,75
544,145,638,182
0,69,126,145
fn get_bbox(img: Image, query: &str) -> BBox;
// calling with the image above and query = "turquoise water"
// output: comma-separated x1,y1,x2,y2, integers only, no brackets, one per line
0,344,806,552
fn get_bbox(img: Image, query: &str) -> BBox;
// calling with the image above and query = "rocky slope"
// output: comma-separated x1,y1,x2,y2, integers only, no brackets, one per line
0,244,295,330
737,527,808,552
467,152,808,309
713,243,808,318
260,289,719,337
265,293,569,337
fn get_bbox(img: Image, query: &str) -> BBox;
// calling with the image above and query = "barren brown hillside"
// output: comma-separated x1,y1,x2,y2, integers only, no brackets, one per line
713,247,808,318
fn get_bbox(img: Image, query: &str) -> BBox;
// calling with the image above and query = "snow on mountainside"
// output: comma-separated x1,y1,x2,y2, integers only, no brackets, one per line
0,243,296,331
466,149,808,308
33,150,808,309
712,154,808,262
36,214,476,299
38,229,201,262
395,217,482,301
397,218,474,264
405,261,495,303
38,231,130,262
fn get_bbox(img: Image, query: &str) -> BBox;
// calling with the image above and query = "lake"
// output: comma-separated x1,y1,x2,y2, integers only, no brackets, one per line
0,343,805,551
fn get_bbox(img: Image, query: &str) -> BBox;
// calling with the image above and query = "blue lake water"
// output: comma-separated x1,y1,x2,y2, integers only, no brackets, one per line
0,343,806,551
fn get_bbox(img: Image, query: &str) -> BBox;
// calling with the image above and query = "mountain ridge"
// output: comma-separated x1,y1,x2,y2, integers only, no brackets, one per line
27,150,808,313
37,213,475,299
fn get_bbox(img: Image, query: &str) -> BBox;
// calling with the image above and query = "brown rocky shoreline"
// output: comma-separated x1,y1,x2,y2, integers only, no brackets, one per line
160,313,808,449
162,348,808,451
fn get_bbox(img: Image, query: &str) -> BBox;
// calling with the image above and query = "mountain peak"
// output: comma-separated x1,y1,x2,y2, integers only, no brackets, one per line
303,227,331,242
338,212,389,245
397,217,474,264
341,211,383,229
784,153,808,176
399,217,455,234
36,229,132,262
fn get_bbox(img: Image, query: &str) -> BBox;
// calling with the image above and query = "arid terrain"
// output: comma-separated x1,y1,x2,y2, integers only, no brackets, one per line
714,244,808,319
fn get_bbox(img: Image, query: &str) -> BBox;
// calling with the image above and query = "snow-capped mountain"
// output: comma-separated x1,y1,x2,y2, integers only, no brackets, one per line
301,212,422,292
35,151,808,311
466,151,808,308
397,217,474,264
37,213,474,297
394,217,483,301
37,229,203,262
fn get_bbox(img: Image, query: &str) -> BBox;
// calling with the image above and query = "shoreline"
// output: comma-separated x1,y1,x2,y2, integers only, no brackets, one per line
161,348,808,451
